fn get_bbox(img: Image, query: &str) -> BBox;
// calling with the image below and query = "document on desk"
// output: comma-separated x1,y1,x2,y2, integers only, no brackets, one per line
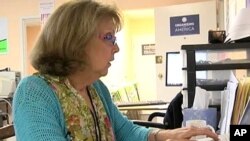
220,72,238,134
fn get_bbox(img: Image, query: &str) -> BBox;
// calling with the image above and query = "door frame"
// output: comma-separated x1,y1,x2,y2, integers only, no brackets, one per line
20,16,40,77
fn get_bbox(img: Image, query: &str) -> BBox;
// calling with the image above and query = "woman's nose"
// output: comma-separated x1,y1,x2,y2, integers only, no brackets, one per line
113,43,119,53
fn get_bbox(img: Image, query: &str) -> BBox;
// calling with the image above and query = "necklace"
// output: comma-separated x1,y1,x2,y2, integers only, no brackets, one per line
87,89,101,141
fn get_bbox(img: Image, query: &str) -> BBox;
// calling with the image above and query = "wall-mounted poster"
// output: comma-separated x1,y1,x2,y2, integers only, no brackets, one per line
170,14,200,36
0,18,8,54
40,0,55,25
247,0,250,7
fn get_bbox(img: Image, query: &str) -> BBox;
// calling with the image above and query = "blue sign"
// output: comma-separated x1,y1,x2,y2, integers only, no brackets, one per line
170,14,200,36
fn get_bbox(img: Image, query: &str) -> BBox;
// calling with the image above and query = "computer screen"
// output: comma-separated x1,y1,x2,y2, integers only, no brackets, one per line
166,52,182,86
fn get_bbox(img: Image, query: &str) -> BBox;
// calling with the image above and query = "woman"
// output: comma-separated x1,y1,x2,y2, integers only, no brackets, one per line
13,0,218,141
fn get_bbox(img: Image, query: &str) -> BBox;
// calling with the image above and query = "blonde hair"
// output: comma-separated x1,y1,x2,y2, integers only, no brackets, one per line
30,0,122,76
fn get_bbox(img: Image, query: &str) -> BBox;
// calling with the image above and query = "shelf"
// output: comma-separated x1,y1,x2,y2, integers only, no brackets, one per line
209,105,221,111
181,42,250,50
196,63,250,70
197,84,227,91
181,42,250,108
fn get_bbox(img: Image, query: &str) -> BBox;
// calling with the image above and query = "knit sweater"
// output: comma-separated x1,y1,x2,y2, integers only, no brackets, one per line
13,76,151,141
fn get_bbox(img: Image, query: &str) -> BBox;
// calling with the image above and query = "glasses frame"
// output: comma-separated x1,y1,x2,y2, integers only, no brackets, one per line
100,33,117,45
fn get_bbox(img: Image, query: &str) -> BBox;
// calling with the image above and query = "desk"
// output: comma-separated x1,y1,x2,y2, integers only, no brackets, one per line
117,101,169,111
117,101,169,121
0,98,12,115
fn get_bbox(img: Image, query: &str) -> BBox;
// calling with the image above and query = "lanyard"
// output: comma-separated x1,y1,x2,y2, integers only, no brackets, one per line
88,90,102,141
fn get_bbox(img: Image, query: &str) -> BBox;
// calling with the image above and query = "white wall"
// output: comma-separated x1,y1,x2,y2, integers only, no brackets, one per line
100,30,127,91
102,10,157,101
131,35,156,101
154,0,218,103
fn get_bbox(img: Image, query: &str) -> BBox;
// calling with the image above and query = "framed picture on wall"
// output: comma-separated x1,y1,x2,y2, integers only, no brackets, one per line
166,51,182,86
142,44,155,55
155,55,163,64
0,18,8,54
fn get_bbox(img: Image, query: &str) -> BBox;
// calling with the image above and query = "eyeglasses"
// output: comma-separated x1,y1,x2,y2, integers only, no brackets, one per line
100,33,117,45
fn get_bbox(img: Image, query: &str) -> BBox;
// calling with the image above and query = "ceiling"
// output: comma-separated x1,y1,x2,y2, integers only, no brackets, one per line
115,0,210,10
123,9,154,20
117,0,211,19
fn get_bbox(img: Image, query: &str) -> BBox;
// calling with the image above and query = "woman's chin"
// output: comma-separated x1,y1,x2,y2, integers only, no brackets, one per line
99,65,110,77
100,69,108,77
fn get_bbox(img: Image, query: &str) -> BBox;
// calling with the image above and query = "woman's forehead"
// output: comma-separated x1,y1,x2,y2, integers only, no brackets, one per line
97,18,116,33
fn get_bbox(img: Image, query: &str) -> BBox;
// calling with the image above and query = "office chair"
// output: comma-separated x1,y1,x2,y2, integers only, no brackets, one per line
133,91,183,129
0,124,15,139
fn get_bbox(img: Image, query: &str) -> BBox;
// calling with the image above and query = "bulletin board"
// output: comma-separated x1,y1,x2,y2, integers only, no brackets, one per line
0,19,8,54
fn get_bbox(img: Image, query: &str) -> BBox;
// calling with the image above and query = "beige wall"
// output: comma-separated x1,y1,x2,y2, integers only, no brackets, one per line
155,1,218,104
125,13,156,101
0,0,39,71
26,26,40,75
102,0,209,10
0,0,70,72
0,0,208,73
1,0,245,103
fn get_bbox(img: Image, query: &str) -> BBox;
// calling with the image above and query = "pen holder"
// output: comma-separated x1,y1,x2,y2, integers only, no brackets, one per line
208,30,226,43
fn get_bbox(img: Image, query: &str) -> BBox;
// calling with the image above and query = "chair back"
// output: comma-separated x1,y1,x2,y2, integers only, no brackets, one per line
163,91,183,129
0,124,15,139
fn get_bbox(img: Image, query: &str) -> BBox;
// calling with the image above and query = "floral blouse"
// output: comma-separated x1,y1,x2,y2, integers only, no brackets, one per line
36,73,115,141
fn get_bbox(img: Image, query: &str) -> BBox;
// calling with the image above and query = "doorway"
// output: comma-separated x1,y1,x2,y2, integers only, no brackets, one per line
21,17,41,77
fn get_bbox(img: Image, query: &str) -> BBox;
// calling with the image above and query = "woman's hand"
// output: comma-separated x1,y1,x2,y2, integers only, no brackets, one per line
152,126,219,141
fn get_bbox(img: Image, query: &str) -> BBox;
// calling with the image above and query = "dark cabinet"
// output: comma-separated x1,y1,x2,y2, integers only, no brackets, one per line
181,42,250,107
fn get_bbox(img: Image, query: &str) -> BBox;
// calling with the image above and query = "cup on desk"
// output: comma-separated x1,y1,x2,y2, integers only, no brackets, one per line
185,119,215,140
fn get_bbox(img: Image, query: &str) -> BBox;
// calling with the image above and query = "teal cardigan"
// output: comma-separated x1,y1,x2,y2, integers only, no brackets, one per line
13,76,151,141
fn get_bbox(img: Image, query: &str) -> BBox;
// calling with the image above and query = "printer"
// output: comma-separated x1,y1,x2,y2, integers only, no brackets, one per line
0,71,21,98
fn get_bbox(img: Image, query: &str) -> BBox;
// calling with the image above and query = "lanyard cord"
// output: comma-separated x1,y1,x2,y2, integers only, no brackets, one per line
87,90,102,141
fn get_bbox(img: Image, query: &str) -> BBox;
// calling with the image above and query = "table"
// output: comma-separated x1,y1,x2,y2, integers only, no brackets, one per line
117,101,169,121
117,101,169,110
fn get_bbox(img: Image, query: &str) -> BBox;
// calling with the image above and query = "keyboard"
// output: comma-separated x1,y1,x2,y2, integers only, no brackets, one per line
116,100,168,107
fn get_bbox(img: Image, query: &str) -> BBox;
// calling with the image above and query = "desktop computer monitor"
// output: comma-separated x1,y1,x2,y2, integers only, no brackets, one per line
166,52,182,86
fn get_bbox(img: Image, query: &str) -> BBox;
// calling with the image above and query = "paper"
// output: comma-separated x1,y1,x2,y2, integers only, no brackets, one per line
220,72,238,134
192,87,209,109
226,8,250,41
231,77,250,124
219,89,230,134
